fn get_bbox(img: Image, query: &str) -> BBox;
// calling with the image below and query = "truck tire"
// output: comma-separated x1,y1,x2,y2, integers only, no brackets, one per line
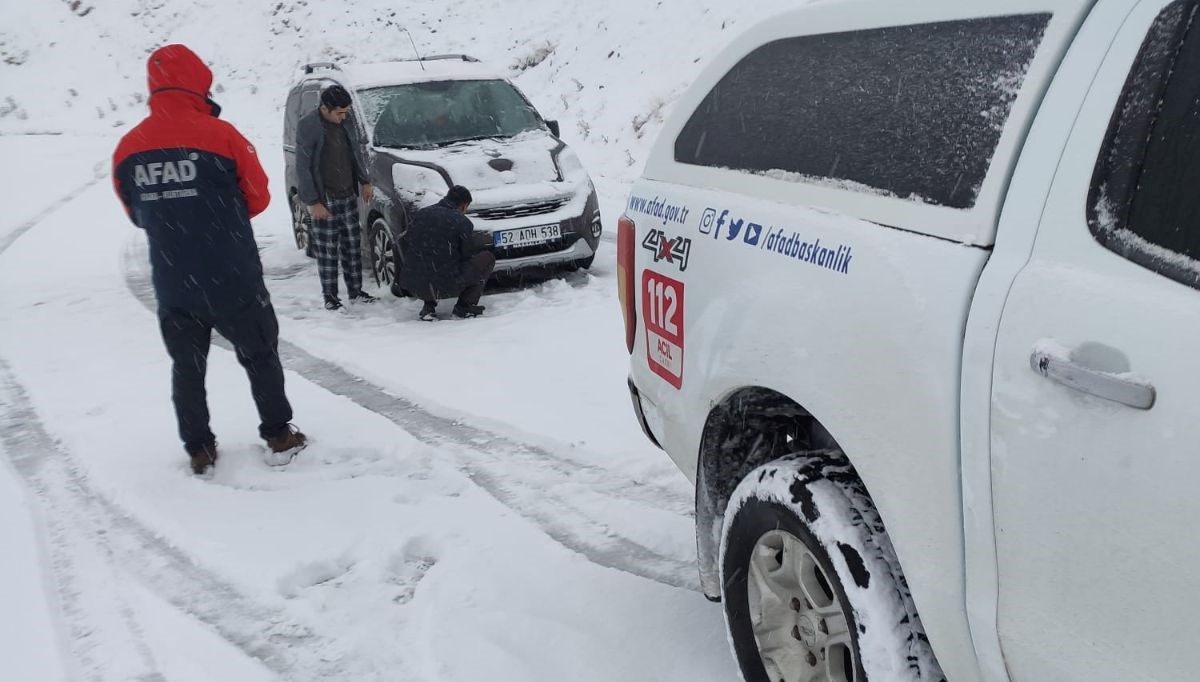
720,452,945,682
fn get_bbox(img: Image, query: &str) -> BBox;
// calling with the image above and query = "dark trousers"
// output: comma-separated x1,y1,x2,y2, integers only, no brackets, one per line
312,195,362,298
425,252,496,308
159,301,293,454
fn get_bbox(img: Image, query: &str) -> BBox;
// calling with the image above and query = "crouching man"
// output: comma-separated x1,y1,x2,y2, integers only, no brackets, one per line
398,185,496,321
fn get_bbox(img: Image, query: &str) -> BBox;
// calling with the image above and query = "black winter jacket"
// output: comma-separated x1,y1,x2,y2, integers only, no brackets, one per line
397,197,481,300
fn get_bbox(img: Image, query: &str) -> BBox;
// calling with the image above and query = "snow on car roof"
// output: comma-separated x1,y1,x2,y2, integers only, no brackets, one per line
337,59,509,90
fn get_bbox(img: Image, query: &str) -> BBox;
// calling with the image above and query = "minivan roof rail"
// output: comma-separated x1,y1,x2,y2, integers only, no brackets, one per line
405,54,480,63
302,61,341,74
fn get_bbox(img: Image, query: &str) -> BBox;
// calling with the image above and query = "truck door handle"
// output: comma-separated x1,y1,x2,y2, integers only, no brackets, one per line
1030,348,1156,410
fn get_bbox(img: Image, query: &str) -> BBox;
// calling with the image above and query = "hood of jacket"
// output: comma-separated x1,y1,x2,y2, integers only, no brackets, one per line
146,44,216,116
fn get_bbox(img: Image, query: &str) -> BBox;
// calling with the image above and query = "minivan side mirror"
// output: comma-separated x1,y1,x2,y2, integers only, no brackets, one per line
547,120,561,138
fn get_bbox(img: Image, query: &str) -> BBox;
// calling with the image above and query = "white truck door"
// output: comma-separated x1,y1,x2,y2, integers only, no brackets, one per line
990,1,1200,680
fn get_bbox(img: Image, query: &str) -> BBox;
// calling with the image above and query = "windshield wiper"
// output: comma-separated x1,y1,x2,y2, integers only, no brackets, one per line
441,134,512,145
379,132,525,150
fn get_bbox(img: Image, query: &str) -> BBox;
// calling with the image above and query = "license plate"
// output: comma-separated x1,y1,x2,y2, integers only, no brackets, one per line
493,224,562,248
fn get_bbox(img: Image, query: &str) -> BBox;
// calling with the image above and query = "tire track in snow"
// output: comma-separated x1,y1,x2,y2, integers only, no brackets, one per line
0,160,108,255
0,185,397,681
0,358,389,682
0,405,164,681
1,169,171,682
122,243,700,592
0,378,166,682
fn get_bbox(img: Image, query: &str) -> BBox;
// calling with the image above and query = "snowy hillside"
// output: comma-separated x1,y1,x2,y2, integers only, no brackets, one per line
3,0,797,180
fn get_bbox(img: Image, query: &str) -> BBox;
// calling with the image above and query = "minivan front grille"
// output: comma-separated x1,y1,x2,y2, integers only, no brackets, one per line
471,198,569,221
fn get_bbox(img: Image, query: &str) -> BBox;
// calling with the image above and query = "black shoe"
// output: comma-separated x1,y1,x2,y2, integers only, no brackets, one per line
452,304,485,319
189,442,218,476
418,302,437,322
324,296,343,311
350,290,378,304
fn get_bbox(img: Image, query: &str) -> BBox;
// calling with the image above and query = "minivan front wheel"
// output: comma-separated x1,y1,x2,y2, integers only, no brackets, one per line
721,453,945,682
291,196,314,258
369,217,402,295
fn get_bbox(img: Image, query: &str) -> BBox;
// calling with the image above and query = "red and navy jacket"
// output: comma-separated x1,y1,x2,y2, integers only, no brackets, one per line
113,44,271,312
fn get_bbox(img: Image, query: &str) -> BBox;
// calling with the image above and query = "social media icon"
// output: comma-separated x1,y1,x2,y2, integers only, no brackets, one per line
713,210,729,239
726,218,744,241
745,222,763,246
699,208,717,235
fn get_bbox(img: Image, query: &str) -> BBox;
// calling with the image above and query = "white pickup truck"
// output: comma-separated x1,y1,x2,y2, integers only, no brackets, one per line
619,1,1200,681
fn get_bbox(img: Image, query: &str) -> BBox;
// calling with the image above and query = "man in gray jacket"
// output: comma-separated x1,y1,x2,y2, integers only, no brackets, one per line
295,84,378,310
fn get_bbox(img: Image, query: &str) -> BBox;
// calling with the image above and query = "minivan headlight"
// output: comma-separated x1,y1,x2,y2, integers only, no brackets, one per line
392,164,449,208
556,147,585,180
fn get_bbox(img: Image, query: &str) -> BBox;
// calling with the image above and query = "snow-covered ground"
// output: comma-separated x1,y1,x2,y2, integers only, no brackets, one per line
1,133,732,682
1,0,805,679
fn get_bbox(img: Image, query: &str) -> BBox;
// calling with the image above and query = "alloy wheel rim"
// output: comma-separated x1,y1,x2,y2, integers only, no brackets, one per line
293,201,309,250
747,530,856,682
373,227,395,285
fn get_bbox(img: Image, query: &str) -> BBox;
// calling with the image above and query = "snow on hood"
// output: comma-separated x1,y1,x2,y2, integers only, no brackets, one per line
384,131,584,206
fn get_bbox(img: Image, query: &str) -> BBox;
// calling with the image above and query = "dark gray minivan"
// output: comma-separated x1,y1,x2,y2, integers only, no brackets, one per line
282,55,603,295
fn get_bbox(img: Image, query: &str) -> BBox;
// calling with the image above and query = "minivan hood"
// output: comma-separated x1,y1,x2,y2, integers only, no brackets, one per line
394,130,566,192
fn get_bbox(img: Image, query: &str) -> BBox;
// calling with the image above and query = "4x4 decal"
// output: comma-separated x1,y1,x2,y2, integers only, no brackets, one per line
642,229,692,271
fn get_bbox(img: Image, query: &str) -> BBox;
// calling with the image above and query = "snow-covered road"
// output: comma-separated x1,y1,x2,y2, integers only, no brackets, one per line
0,0,813,676
0,134,738,680
122,243,698,591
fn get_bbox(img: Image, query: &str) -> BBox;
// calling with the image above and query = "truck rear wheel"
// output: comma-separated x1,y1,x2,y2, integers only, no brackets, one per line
720,453,945,682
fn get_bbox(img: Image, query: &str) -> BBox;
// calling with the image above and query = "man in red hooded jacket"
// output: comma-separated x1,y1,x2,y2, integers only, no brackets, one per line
113,44,306,475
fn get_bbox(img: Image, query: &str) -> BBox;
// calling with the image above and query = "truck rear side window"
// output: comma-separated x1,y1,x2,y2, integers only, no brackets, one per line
1090,0,1200,289
674,14,1052,209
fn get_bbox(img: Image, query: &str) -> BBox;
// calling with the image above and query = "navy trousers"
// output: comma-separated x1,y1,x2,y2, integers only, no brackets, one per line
158,299,292,454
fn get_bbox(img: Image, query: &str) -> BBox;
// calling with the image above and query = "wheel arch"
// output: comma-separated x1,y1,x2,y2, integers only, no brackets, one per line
695,386,853,599
366,208,386,227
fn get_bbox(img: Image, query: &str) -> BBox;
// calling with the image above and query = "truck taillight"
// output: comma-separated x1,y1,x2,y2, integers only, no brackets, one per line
617,215,637,354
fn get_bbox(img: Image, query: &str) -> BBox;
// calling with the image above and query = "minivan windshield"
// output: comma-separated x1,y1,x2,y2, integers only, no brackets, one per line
361,79,544,149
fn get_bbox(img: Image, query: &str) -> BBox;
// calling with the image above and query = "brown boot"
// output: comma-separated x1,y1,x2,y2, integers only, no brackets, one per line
189,442,218,476
264,425,307,466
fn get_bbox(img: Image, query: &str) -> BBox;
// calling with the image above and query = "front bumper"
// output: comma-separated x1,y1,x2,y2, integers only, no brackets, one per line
492,238,595,272
471,189,603,270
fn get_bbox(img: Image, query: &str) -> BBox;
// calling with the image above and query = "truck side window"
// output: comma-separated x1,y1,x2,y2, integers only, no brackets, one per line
674,14,1052,209
1089,0,1200,289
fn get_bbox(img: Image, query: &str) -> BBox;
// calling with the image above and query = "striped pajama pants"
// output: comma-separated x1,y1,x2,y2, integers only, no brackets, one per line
311,195,363,299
